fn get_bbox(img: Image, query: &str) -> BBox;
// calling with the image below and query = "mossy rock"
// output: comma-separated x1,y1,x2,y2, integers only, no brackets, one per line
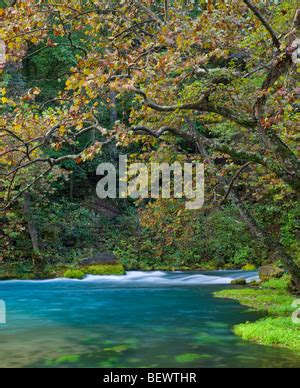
249,280,261,287
64,264,125,279
82,264,125,276
259,265,284,281
242,264,257,271
231,278,247,286
64,269,85,280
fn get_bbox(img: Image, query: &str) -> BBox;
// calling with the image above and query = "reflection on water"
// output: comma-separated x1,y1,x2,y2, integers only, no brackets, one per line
0,271,299,368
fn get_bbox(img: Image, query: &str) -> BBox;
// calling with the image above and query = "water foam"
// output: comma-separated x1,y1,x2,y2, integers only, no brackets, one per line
81,270,259,285
0,270,259,286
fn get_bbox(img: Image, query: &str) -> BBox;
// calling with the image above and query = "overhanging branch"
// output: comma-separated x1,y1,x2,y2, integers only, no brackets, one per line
220,162,252,205
134,88,257,129
132,124,265,165
133,0,163,26
242,0,281,49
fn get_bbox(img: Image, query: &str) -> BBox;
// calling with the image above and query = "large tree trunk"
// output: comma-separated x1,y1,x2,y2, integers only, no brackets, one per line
187,120,300,290
252,10,300,193
23,192,42,266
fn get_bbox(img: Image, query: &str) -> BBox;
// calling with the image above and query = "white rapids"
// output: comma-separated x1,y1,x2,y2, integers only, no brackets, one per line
2,270,259,285
82,270,259,285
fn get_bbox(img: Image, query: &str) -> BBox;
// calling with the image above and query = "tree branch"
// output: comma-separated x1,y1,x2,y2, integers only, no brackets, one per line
164,0,169,22
220,162,251,205
133,125,194,143
133,0,163,26
0,158,52,177
242,0,281,49
134,88,257,129
1,167,53,211
1,139,112,209
132,124,265,165
134,88,208,112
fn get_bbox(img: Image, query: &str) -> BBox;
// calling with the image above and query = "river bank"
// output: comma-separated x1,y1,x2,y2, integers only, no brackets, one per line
0,262,126,281
0,260,257,281
214,275,300,353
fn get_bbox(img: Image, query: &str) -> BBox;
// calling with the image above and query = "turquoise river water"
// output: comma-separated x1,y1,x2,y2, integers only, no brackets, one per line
0,270,299,368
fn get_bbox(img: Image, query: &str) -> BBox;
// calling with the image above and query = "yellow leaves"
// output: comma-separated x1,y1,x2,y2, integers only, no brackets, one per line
65,79,73,90
1,97,9,104
30,36,40,45
59,125,66,135
13,124,22,132
83,68,92,76
176,35,184,50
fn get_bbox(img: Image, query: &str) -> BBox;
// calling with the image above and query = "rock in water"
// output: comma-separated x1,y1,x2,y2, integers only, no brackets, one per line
231,278,247,286
259,265,284,281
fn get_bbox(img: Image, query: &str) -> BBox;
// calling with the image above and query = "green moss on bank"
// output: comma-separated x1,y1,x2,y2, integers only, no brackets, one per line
63,264,125,279
83,264,125,276
0,262,67,280
214,276,300,352
0,262,125,280
63,269,85,280
234,317,300,352
0,263,35,280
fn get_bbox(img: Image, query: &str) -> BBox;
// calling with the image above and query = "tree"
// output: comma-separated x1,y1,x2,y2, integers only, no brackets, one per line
0,1,299,285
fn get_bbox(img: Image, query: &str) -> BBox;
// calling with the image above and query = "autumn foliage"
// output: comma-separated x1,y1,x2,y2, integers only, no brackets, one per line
0,1,299,284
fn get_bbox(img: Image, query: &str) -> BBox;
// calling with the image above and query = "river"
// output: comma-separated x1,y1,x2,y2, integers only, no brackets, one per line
0,271,299,368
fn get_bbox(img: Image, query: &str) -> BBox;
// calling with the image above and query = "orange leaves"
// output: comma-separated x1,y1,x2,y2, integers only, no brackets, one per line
207,0,213,14
58,125,66,136
76,147,95,164
80,141,103,162
260,116,280,129
75,156,82,165
24,87,41,101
